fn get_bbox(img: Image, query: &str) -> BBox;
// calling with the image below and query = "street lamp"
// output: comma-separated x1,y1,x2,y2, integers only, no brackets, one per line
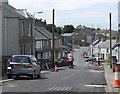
32,11,43,55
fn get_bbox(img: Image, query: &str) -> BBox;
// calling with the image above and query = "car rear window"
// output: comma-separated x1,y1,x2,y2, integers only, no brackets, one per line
10,56,30,63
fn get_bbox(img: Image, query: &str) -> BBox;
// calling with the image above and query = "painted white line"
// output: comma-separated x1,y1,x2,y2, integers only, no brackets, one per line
85,84,106,88
60,87,66,90
49,87,56,90
49,87,72,91
67,87,72,90
6,84,18,87
89,70,104,73
56,87,62,91
0,79,14,83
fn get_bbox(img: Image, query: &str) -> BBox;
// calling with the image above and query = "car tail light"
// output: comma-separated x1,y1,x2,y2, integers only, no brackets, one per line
28,61,33,68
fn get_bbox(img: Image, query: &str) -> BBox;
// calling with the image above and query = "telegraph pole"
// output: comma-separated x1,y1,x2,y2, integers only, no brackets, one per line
109,13,112,68
52,9,55,68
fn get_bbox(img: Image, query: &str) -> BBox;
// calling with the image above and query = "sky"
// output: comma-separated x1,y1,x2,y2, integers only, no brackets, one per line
8,0,119,30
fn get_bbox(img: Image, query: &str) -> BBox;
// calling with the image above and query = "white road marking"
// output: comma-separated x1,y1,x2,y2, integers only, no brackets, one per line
85,84,106,88
89,70,104,73
6,84,18,87
49,86,72,91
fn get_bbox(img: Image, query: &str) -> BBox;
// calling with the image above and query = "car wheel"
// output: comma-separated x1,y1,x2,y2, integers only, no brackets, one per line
31,71,36,79
37,71,41,78
7,74,12,79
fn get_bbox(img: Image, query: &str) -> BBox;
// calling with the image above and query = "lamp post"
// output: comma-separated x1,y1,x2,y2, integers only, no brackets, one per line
32,11,43,55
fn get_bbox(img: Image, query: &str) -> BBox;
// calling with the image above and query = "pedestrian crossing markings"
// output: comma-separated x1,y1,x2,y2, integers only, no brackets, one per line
49,87,72,91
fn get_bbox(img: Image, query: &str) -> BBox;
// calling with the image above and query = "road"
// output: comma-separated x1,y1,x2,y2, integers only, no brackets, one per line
2,47,107,93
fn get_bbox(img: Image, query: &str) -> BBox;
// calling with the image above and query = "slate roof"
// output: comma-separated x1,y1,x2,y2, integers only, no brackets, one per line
61,33,74,37
35,26,58,40
95,40,116,48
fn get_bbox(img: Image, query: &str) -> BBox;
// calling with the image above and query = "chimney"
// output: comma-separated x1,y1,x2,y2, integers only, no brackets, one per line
0,0,8,4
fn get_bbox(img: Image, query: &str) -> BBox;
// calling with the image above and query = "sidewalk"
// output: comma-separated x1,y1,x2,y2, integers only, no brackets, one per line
104,63,120,93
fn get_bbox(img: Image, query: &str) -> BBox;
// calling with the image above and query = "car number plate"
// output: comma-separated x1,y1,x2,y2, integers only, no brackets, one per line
16,64,23,68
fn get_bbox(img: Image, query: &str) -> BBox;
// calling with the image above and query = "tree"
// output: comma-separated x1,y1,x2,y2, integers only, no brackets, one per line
97,28,101,30
56,26,62,34
63,25,75,33
46,24,57,33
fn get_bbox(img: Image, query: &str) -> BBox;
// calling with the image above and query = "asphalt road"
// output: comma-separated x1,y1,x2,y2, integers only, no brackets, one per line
2,47,107,93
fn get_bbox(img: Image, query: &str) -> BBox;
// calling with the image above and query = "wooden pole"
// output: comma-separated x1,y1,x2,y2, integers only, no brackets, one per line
109,13,112,68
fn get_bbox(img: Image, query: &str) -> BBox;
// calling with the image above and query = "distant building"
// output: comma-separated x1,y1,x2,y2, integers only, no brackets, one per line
74,26,95,46
93,40,117,60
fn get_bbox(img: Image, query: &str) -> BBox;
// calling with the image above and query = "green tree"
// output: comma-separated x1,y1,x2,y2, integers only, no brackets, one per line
46,24,57,33
63,25,75,33
56,26,62,34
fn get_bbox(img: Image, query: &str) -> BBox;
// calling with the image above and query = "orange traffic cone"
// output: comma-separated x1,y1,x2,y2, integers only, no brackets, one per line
113,66,120,87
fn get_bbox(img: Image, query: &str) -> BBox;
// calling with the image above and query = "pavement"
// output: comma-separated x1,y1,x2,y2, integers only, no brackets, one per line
103,63,120,93
0,64,120,93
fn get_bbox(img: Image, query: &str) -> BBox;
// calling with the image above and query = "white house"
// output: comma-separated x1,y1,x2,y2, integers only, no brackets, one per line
93,40,117,60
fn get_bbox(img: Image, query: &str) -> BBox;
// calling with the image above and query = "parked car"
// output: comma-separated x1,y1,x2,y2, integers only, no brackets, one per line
7,55,41,79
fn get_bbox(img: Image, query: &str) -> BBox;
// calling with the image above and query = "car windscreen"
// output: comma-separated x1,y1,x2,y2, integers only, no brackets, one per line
10,56,30,63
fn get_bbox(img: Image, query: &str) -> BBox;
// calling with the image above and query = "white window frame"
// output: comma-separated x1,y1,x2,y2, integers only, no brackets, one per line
22,21,24,36
28,22,31,36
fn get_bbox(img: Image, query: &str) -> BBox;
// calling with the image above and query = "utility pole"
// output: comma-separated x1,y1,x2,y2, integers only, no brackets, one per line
52,9,55,68
109,13,112,68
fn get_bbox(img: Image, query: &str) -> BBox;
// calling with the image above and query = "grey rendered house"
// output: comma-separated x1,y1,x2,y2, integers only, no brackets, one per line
1,1,34,58
0,1,34,74
0,1,20,74
35,25,62,61
17,9,35,55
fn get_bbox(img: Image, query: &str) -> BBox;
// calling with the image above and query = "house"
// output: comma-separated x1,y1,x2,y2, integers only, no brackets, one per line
35,19,62,61
0,1,35,75
112,1,120,63
93,40,117,60
95,30,118,38
74,26,95,46
0,1,21,74
17,9,35,55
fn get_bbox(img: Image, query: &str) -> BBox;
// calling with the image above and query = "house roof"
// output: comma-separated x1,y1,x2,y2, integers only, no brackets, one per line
95,40,116,48
35,26,58,40
74,28,95,37
61,33,74,37
17,9,33,18
112,42,120,49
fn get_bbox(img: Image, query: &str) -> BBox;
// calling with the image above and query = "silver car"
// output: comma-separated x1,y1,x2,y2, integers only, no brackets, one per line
7,55,41,79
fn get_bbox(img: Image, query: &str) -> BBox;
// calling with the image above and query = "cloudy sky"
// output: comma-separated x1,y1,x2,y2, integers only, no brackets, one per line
9,0,119,30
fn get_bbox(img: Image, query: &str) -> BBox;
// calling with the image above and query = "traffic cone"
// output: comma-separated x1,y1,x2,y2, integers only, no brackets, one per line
113,66,120,87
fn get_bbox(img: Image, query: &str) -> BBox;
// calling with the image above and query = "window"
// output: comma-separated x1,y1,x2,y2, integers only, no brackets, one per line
22,21,25,36
107,49,109,53
28,45,32,54
28,22,32,36
20,45,25,54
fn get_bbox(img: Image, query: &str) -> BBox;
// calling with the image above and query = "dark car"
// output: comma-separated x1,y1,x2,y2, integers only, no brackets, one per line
7,55,41,79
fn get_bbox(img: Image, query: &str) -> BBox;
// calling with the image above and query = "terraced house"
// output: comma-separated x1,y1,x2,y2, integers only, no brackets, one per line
0,0,36,74
0,0,63,75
